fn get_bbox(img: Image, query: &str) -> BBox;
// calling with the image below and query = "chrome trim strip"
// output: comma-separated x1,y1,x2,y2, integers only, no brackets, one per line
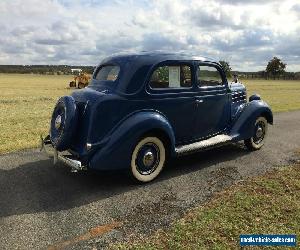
175,134,232,156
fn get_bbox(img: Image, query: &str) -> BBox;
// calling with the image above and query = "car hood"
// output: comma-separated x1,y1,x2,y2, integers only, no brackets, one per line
229,82,246,93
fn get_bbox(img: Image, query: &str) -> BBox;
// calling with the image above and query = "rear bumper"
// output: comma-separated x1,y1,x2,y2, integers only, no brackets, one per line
41,135,87,172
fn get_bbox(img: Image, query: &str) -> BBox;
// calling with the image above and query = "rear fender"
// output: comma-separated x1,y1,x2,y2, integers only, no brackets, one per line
229,100,273,140
89,111,175,170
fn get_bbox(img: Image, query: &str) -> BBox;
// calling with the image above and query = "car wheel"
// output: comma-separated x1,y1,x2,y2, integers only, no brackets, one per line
78,82,85,89
130,136,166,183
50,96,78,151
244,116,268,151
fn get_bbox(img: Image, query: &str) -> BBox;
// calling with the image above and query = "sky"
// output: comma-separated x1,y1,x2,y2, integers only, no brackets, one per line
0,0,299,71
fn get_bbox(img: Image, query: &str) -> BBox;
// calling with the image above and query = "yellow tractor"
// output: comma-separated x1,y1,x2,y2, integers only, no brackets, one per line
69,72,91,89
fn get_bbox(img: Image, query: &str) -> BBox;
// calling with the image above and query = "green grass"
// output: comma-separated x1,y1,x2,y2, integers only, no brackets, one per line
113,163,300,249
243,79,300,113
0,74,300,153
0,74,71,153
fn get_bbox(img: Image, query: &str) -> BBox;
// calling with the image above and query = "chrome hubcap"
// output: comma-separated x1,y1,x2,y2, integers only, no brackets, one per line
256,127,263,138
143,150,155,167
55,115,62,129
136,143,160,175
253,121,266,144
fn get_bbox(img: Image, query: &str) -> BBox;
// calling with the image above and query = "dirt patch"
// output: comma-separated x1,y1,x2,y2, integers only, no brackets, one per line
116,192,182,238
47,222,122,250
208,165,240,191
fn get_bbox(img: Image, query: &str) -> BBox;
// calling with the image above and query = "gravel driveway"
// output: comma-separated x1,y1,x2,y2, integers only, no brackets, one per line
0,111,300,249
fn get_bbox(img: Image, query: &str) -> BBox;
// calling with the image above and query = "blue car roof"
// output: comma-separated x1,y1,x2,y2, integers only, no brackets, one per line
92,52,221,94
100,51,216,66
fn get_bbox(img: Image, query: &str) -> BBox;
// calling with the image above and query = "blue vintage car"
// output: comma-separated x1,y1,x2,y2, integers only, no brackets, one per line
42,52,273,183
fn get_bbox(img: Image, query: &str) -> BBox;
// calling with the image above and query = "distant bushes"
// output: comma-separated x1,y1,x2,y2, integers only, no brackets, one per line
236,71,300,80
0,65,95,75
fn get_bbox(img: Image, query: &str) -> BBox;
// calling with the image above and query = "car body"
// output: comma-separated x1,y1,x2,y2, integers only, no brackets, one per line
42,52,273,182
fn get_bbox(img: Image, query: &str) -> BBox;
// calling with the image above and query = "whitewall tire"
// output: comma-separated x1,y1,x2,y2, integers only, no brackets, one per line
244,117,268,150
130,136,166,183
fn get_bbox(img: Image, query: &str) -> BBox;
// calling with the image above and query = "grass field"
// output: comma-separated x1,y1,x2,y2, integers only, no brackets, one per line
0,74,71,153
113,162,300,249
0,74,300,153
244,79,300,113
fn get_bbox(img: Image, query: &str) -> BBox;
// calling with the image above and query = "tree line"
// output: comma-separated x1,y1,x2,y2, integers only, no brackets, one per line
220,57,300,80
0,57,299,80
0,65,95,74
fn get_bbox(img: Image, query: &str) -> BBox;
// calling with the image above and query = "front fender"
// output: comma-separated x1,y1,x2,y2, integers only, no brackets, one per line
89,111,175,170
229,100,273,140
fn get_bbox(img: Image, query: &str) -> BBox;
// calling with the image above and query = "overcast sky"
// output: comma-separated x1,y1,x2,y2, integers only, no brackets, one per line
0,0,299,71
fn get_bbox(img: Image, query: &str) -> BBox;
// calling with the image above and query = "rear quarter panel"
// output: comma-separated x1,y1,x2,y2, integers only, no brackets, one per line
89,111,175,170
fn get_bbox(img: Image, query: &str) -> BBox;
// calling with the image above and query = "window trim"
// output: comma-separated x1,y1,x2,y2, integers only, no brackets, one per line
147,61,194,92
93,64,121,82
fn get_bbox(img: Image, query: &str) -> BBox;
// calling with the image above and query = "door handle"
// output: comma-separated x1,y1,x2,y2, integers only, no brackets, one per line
195,99,204,103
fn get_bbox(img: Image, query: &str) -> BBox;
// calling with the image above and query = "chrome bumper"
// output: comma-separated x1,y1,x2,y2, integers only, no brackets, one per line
41,135,86,172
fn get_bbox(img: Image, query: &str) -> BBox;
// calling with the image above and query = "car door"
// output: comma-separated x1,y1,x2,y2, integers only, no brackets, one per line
146,62,197,144
193,62,231,140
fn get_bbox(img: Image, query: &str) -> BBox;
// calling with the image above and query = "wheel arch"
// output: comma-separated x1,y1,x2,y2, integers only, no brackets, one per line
89,110,176,171
229,100,273,140
260,110,273,125
139,128,172,159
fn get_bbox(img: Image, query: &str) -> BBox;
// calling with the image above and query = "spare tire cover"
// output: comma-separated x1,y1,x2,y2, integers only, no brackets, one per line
50,96,78,151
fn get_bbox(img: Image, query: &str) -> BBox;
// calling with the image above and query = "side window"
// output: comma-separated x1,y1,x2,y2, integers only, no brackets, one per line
149,65,192,89
198,65,223,87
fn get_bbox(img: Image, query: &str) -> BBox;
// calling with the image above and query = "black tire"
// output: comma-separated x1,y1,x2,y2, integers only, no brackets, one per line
69,81,76,88
78,82,85,89
50,96,78,151
244,117,268,151
130,136,166,183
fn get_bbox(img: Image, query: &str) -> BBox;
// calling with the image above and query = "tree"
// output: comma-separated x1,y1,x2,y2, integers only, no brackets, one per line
266,57,286,79
219,60,232,77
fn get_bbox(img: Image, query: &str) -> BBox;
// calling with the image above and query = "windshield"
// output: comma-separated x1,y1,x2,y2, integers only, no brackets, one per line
94,65,120,81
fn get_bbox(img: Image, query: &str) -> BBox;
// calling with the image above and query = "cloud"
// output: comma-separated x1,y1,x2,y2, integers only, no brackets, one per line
0,0,299,71
216,0,281,4
291,3,300,17
141,33,187,51
35,39,70,46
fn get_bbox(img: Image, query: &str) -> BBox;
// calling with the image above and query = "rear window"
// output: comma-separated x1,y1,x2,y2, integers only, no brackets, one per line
95,65,120,81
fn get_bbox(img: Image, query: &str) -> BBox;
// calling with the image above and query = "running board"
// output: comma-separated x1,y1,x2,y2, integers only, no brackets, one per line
175,134,232,156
